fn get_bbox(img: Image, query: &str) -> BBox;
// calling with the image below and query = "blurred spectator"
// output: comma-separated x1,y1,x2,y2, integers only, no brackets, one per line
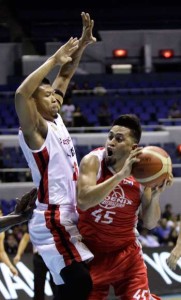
0,205,18,276
93,81,107,96
152,218,172,245
97,102,111,126
4,231,18,254
76,81,93,95
73,106,90,127
168,102,181,118
167,227,179,247
61,96,75,127
161,203,174,221
138,228,160,248
82,81,91,90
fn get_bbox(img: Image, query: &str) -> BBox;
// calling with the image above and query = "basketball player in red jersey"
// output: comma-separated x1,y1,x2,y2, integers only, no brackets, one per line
77,114,173,300
14,12,96,300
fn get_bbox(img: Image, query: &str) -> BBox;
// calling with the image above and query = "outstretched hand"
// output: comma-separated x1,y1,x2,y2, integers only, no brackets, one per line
15,188,37,215
80,12,97,46
54,37,79,65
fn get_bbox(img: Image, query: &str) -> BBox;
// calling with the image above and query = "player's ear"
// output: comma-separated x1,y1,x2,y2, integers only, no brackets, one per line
132,144,138,150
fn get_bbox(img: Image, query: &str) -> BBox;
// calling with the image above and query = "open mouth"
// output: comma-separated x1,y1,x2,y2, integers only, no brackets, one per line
107,147,113,157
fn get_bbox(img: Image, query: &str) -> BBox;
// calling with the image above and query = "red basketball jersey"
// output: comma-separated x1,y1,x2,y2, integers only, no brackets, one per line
78,147,144,253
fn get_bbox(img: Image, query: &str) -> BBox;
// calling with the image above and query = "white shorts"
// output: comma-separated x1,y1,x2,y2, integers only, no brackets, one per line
28,203,94,285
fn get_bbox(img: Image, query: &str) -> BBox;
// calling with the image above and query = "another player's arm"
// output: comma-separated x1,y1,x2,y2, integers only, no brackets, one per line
14,233,30,264
0,188,37,233
166,223,181,270
77,150,141,211
52,12,96,100
0,232,18,276
0,214,29,233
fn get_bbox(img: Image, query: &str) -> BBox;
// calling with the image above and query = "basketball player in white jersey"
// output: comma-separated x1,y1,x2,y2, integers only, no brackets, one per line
14,12,96,300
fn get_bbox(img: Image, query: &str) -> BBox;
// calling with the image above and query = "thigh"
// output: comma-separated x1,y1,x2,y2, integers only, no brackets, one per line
87,253,113,300
113,244,161,300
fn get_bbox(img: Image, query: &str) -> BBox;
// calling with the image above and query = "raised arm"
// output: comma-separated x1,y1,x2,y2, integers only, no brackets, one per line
52,12,97,98
15,38,79,138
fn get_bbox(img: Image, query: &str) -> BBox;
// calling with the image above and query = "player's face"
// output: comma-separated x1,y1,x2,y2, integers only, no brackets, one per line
54,92,63,110
34,84,59,121
105,125,136,166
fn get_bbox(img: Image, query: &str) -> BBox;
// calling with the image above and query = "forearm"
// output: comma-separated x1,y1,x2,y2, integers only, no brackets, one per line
52,42,86,93
78,173,123,210
16,57,57,98
16,233,30,257
0,252,15,269
59,41,86,77
142,196,161,229
0,214,28,233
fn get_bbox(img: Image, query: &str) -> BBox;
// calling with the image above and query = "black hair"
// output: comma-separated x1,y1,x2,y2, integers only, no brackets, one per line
112,114,142,143
41,78,51,85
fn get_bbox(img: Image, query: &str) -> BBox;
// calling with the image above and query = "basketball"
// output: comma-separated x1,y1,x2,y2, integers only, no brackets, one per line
131,146,172,188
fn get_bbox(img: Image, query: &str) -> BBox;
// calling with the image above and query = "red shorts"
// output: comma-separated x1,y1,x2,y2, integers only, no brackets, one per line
87,241,161,300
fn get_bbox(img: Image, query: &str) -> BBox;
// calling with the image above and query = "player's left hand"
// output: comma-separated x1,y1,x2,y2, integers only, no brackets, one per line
151,172,173,196
80,12,97,46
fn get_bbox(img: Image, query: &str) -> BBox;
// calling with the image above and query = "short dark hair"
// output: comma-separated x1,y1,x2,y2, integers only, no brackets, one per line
41,78,50,85
112,114,142,143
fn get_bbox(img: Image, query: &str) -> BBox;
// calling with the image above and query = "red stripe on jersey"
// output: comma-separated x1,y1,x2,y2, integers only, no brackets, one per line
33,148,49,204
45,205,82,265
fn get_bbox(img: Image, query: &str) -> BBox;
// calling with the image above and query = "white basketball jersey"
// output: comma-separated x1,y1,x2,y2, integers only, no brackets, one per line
18,114,78,207
18,114,93,285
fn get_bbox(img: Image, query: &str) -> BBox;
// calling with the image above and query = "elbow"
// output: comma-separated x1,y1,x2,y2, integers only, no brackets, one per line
142,221,158,230
15,88,22,98
77,197,89,211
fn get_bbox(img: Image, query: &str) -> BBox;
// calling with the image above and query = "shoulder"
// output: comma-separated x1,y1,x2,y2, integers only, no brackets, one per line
80,153,100,172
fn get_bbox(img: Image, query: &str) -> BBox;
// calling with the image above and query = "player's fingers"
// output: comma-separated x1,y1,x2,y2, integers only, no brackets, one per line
167,258,176,270
30,188,37,198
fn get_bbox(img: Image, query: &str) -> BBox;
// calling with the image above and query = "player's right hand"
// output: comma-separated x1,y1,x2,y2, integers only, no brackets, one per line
166,245,181,270
54,37,79,65
15,188,37,214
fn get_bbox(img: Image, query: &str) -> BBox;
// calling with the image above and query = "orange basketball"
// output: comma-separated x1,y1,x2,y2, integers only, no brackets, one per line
131,146,172,188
